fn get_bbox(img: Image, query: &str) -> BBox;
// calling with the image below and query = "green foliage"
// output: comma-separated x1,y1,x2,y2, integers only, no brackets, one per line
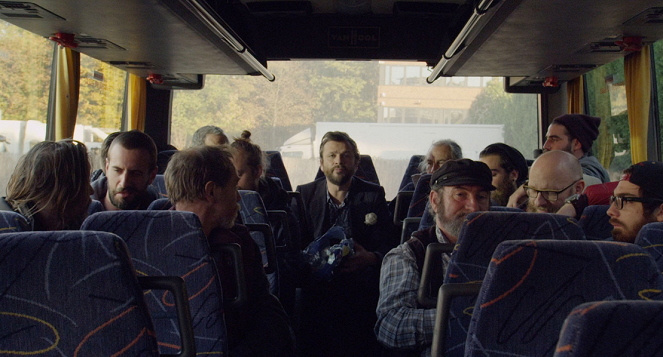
77,55,125,130
466,79,538,158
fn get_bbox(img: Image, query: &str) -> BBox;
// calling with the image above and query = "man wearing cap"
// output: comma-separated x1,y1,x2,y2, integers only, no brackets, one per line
479,143,528,206
543,114,610,183
375,159,494,355
607,161,663,243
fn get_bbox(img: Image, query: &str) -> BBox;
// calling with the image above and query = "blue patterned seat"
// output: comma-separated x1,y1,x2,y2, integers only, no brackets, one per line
635,222,663,271
398,154,424,192
81,210,229,355
554,300,663,357
0,210,29,233
265,150,293,191
0,231,170,356
464,240,663,357
432,212,585,356
407,173,432,219
147,197,173,210
88,199,104,215
578,205,612,240
238,190,279,294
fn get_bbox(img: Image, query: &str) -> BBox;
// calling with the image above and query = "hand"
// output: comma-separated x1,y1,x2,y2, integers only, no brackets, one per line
337,241,378,274
507,185,527,208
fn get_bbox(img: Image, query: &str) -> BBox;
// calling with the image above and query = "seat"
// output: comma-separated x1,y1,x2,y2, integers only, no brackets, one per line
489,206,523,212
81,210,235,355
460,240,663,357
0,210,28,232
554,300,663,357
578,205,612,240
314,154,380,184
398,154,424,192
635,222,663,271
88,199,104,215
265,150,293,191
406,173,432,219
151,174,168,197
393,190,414,227
433,212,586,356
238,190,279,294
157,149,178,174
0,230,194,357
147,197,173,210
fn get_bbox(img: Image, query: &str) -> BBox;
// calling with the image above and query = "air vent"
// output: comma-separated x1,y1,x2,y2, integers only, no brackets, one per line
547,64,598,73
76,37,125,51
624,7,663,26
109,61,161,70
0,2,64,20
576,41,623,54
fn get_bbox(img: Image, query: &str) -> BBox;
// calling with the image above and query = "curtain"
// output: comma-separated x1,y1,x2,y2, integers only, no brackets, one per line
624,45,651,163
126,74,147,131
54,47,80,140
567,76,584,114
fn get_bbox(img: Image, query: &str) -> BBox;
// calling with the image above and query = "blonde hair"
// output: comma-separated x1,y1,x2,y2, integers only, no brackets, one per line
6,140,91,226
165,145,235,204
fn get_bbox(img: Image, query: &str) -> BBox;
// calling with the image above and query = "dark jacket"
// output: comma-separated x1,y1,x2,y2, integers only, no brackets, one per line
90,176,159,210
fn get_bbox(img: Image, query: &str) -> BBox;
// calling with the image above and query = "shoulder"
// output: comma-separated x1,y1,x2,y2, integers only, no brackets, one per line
352,177,384,193
90,176,107,200
296,179,326,198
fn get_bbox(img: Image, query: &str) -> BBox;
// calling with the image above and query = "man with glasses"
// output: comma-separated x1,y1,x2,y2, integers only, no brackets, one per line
607,161,663,243
523,150,585,213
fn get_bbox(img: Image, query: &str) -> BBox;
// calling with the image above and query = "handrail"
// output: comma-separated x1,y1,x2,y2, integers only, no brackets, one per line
178,0,275,81
427,0,498,84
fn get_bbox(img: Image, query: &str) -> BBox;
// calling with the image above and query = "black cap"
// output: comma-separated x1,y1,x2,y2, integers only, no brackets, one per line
624,161,663,199
431,159,496,191
552,114,601,153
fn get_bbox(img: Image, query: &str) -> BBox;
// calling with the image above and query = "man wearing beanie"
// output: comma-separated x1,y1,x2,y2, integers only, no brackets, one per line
375,159,494,356
608,161,663,243
479,143,529,206
543,114,610,183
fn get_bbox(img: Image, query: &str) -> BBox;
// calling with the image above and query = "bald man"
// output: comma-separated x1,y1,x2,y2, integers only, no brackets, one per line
524,150,585,213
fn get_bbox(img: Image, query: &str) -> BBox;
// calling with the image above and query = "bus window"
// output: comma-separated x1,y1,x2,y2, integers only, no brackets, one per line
171,61,539,200
0,19,53,196
74,54,126,171
585,57,630,180
653,39,663,159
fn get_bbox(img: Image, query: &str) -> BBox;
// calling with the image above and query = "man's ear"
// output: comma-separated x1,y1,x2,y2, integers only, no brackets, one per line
571,139,583,154
105,158,109,173
509,169,518,183
204,181,216,203
655,203,663,222
256,165,264,178
574,180,585,194
429,190,441,213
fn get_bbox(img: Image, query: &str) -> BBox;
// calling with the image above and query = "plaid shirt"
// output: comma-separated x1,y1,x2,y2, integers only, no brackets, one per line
375,226,450,356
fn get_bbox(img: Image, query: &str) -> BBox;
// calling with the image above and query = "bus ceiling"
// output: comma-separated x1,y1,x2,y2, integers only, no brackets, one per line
1,0,663,85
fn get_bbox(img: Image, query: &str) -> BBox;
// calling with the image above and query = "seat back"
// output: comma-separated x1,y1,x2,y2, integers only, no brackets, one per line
314,154,380,184
0,231,160,355
466,240,663,357
157,150,178,174
398,155,424,192
147,197,173,210
238,190,279,294
265,150,293,191
406,173,432,218
151,174,168,197
81,210,228,355
417,201,434,231
0,210,28,233
635,222,663,271
554,300,663,357
440,212,585,356
489,206,523,212
578,205,612,240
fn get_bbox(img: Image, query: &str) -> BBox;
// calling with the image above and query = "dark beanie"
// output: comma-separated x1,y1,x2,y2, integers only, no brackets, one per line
552,114,601,153
480,143,529,186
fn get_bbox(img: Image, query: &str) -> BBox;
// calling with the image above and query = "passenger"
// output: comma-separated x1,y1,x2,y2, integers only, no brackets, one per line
421,139,463,175
90,131,121,181
164,145,295,356
91,130,159,211
522,150,585,213
543,114,610,183
375,159,494,355
479,143,528,206
607,161,663,243
296,131,396,357
190,125,229,147
4,140,92,230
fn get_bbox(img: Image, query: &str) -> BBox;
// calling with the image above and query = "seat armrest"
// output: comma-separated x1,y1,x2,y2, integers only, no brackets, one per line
245,223,278,274
417,243,455,308
431,282,483,357
401,217,422,244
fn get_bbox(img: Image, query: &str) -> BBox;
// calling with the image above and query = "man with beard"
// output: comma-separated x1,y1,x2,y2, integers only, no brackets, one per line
296,131,395,357
524,150,585,213
479,143,528,206
165,145,295,356
607,161,663,243
91,130,160,211
543,114,610,183
375,159,494,355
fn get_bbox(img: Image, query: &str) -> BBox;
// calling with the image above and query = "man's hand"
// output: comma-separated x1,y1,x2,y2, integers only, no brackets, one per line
337,241,378,274
507,185,527,208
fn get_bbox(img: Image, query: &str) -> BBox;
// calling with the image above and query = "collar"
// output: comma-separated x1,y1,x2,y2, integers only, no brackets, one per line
435,225,451,244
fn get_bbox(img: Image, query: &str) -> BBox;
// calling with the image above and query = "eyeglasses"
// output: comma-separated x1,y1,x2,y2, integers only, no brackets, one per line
523,180,580,202
609,195,663,210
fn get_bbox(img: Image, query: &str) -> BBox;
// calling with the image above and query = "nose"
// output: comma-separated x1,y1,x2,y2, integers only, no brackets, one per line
118,171,128,187
533,191,548,207
607,201,618,217
542,139,552,151
465,194,480,212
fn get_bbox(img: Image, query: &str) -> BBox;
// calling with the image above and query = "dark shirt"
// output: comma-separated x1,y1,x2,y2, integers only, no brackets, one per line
207,224,294,357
